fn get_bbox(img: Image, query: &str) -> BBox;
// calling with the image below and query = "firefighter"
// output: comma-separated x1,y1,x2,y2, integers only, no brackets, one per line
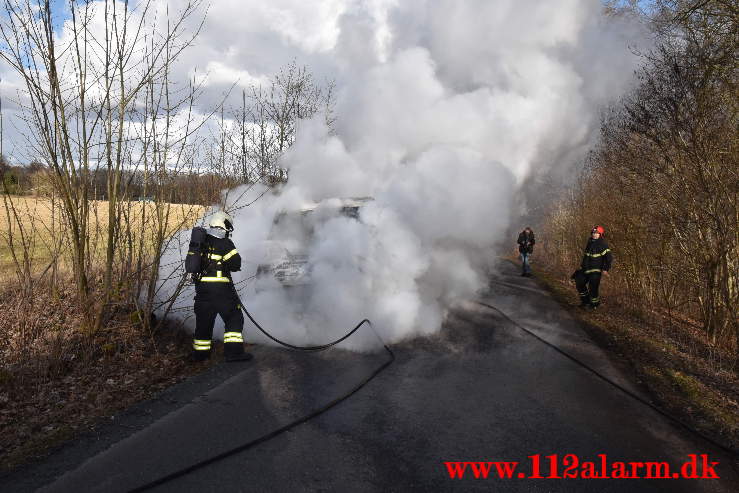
188,211,252,362
574,225,612,309
517,227,535,277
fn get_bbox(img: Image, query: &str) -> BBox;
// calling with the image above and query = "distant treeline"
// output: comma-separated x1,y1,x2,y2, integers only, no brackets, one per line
0,158,238,205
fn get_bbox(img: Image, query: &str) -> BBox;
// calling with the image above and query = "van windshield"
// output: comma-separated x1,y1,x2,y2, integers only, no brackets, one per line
267,203,366,256
268,211,315,251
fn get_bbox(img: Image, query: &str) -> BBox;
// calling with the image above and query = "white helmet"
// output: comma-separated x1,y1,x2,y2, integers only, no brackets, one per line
209,211,234,231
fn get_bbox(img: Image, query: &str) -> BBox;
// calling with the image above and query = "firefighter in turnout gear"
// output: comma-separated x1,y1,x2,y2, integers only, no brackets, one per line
187,211,252,362
573,225,613,309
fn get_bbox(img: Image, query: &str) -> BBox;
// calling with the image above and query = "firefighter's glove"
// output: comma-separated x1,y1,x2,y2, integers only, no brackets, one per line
190,226,207,245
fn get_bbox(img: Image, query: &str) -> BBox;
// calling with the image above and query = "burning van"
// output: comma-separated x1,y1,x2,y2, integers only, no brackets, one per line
255,197,372,289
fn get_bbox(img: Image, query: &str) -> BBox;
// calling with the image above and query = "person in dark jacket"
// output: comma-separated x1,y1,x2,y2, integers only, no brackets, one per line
573,225,612,309
517,227,535,277
188,211,252,362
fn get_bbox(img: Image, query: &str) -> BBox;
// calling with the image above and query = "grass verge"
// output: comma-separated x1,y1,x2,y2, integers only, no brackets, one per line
533,267,739,453
0,285,217,473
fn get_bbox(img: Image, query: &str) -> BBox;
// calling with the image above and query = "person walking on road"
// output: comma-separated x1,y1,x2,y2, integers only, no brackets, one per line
517,227,536,277
185,211,253,362
572,225,613,310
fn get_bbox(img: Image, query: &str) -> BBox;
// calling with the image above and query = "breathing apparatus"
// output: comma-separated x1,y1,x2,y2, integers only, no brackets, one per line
185,211,235,277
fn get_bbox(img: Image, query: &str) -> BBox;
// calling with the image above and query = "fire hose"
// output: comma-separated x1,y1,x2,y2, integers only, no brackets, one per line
477,295,738,459
128,284,394,492
128,276,736,491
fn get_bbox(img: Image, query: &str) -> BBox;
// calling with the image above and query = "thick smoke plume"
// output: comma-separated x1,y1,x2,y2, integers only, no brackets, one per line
157,0,641,350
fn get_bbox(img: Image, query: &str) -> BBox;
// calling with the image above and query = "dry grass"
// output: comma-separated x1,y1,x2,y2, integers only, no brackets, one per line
0,196,210,471
533,265,739,452
0,195,204,277
0,281,216,472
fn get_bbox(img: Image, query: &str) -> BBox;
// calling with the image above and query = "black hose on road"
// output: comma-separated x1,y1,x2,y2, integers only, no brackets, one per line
476,300,738,459
243,308,373,352
235,281,374,352
130,276,738,492
128,308,394,492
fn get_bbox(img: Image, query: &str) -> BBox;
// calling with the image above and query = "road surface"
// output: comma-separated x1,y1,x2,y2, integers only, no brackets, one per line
2,262,736,492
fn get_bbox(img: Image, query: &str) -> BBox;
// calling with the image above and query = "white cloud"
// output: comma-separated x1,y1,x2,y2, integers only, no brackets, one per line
190,60,269,89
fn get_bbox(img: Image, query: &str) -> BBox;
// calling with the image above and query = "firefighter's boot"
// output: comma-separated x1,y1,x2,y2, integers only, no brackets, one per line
188,349,211,362
189,338,212,362
224,338,253,362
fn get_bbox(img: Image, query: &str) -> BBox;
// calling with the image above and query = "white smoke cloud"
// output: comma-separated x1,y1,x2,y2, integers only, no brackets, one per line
150,0,643,350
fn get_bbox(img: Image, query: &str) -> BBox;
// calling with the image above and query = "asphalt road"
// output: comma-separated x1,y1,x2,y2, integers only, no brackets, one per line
3,262,737,492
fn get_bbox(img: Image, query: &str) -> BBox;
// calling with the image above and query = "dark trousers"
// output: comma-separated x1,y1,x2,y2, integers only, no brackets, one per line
194,296,244,355
575,272,602,306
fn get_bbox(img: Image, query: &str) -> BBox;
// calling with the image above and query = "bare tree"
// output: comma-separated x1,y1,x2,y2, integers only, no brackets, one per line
536,0,738,357
208,61,336,185
0,0,207,332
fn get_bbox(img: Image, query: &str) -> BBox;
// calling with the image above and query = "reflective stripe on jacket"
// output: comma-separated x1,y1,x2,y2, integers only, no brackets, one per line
194,236,241,286
580,237,612,274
